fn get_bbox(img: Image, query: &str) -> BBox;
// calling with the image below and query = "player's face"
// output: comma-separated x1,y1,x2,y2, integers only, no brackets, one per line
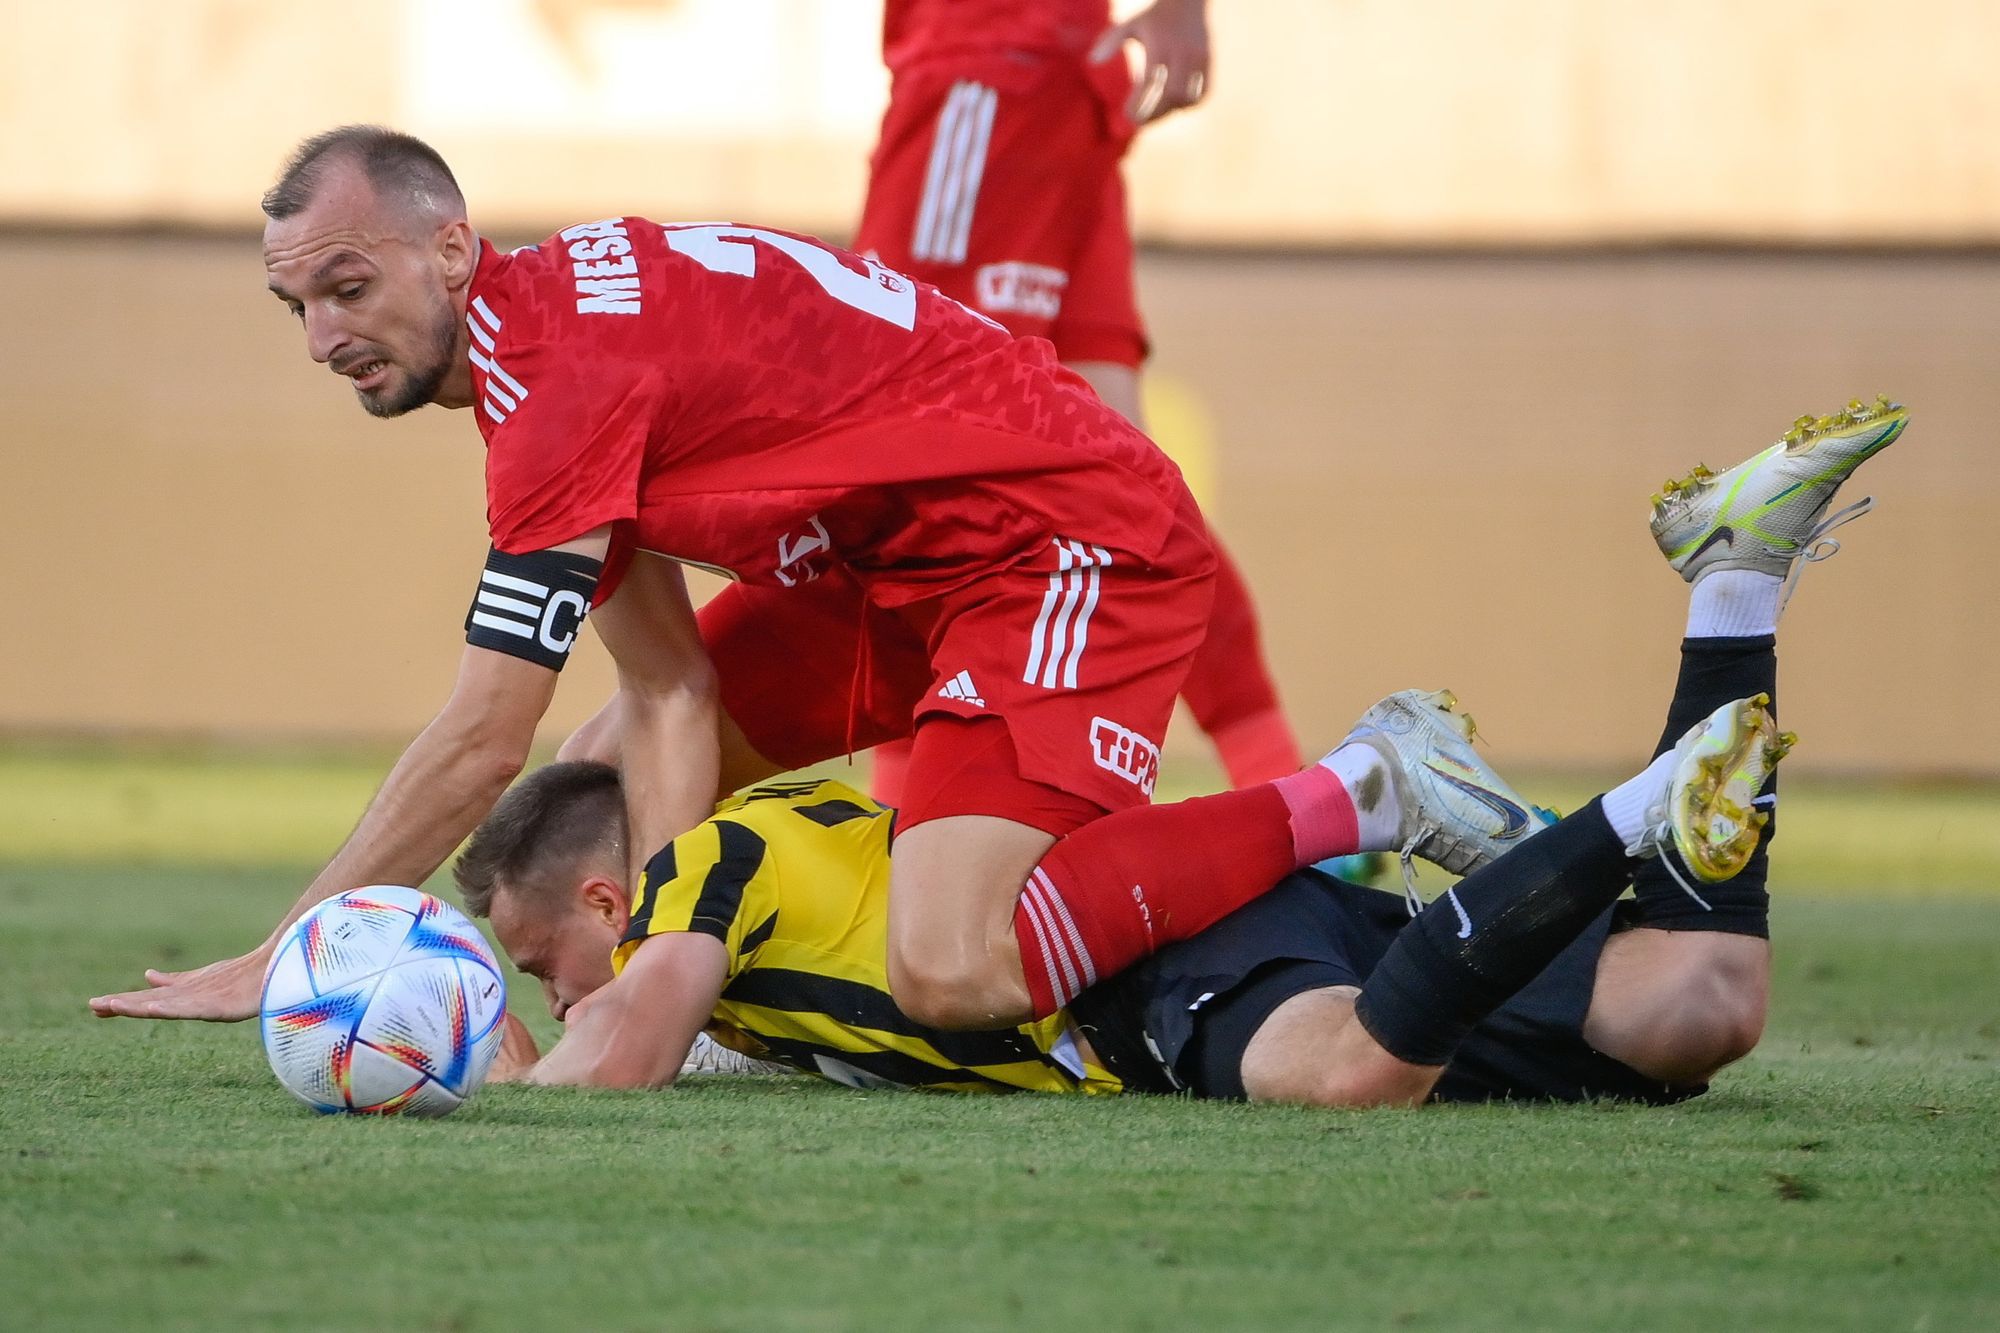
488,886,621,1023
262,168,465,418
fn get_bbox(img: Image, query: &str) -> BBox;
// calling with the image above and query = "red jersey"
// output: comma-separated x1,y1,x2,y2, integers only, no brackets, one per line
467,221,1187,605
883,0,1110,73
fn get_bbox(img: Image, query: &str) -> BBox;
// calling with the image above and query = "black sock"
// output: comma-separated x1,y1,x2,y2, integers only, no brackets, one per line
1625,635,1777,937
1354,800,1632,1066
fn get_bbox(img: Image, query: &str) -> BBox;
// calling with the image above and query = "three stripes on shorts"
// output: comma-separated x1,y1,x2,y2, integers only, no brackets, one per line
912,81,998,266
1025,539,1112,690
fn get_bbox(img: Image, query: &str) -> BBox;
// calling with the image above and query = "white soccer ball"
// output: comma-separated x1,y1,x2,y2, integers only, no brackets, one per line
259,886,507,1117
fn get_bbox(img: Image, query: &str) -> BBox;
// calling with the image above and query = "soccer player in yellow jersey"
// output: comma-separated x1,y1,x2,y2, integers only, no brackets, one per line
466,404,1901,1105
460,771,1121,1095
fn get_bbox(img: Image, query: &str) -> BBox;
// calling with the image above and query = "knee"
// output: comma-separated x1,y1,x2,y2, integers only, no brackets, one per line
1634,961,1769,1084
1697,977,1768,1070
1684,943,1769,1072
1592,930,1771,1085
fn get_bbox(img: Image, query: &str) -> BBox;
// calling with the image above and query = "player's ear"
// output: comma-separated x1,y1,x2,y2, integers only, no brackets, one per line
579,875,629,932
437,218,478,291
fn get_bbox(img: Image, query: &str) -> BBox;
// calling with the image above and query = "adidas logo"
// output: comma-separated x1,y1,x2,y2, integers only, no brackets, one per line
938,670,985,708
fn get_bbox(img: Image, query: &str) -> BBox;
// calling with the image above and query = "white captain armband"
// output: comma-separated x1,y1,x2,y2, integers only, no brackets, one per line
464,546,603,671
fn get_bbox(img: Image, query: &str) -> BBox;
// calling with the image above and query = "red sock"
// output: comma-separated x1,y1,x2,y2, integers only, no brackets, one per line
1177,539,1302,787
1012,773,1362,1017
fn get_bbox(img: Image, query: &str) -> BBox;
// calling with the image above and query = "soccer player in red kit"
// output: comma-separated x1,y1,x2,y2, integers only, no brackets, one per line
859,0,1305,798
91,128,1485,1032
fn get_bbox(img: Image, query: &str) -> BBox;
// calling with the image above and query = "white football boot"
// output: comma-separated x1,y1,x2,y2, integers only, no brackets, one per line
1624,694,1795,905
1337,689,1558,913
679,1032,791,1078
1651,396,1908,590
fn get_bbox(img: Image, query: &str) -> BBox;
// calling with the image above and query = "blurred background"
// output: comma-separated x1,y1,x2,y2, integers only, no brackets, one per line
3,0,1997,847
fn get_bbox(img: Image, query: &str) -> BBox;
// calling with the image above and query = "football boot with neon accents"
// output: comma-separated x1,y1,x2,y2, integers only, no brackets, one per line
1338,689,1558,912
1626,694,1796,894
1651,396,1908,585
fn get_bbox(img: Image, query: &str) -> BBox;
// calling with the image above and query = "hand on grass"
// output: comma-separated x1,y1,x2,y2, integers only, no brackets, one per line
89,950,267,1022
1091,0,1211,126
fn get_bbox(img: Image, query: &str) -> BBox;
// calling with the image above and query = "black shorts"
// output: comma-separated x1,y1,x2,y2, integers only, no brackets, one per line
1067,869,1703,1106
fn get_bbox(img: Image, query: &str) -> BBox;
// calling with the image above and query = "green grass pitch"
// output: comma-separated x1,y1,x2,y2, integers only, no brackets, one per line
3,748,1997,1330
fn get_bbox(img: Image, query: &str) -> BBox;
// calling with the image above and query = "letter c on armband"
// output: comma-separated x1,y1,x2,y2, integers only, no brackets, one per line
464,547,604,671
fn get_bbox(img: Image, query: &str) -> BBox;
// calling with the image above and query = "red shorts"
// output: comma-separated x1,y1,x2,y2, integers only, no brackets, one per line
855,54,1147,368
699,498,1216,832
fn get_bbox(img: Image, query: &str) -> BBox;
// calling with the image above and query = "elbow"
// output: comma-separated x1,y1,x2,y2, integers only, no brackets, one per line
469,733,530,793
438,718,531,795
557,710,620,766
432,676,546,794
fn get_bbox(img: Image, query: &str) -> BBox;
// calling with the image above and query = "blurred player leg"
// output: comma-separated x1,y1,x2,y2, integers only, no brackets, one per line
1173,540,1304,786
1069,360,1303,788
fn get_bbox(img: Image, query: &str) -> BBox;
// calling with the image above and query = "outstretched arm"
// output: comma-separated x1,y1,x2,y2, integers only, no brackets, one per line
89,531,615,1022
496,932,729,1089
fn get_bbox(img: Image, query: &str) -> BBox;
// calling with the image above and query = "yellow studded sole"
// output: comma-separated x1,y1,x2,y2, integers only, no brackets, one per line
1670,694,1797,883
1781,394,1903,449
1411,688,1477,742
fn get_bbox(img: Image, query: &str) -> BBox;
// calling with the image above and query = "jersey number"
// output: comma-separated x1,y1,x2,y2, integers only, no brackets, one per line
662,225,918,331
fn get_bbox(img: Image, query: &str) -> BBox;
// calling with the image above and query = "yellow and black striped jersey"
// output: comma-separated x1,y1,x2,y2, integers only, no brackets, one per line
611,778,1121,1096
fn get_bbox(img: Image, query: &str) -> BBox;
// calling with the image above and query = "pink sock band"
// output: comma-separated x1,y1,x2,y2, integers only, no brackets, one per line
1271,764,1362,865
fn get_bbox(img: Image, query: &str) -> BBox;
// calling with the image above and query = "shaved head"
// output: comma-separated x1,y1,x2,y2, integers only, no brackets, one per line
262,125,466,228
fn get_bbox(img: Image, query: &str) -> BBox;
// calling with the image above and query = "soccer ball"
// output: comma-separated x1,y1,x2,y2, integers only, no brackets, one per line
259,886,507,1117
